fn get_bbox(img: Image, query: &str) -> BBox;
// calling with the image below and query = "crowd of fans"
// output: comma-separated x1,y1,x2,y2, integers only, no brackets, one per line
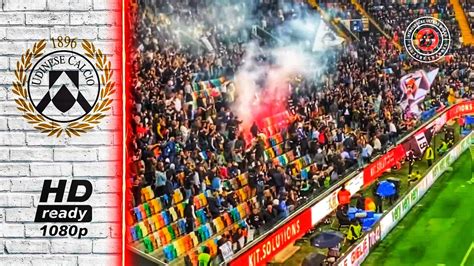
127,0,473,264
318,0,361,20
365,0,460,43
460,0,474,31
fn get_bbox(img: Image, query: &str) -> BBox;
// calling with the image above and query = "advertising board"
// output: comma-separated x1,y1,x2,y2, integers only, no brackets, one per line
230,101,474,265
345,172,364,195
380,132,472,238
337,132,473,265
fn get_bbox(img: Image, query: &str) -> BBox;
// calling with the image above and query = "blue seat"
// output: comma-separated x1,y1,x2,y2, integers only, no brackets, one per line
361,217,376,231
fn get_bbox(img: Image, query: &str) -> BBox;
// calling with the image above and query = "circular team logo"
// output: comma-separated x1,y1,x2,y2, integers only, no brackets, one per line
28,50,100,123
404,16,451,63
12,38,114,137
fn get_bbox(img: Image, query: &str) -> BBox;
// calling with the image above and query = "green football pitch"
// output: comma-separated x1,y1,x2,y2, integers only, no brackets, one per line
363,147,474,266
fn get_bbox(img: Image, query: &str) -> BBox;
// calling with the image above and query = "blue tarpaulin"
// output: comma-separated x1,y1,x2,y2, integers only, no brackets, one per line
421,108,436,122
465,116,474,125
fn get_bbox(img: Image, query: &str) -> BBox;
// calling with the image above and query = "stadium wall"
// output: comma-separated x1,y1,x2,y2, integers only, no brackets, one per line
229,100,474,266
0,1,121,265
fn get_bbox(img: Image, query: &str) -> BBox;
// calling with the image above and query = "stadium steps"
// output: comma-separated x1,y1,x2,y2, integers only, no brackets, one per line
271,244,301,263
349,0,403,51
450,0,473,46
307,0,353,42
131,176,256,264
130,117,313,264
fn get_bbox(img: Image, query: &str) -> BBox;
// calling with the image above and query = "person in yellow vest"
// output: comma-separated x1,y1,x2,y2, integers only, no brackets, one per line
445,127,455,147
198,246,211,266
424,145,434,167
346,220,362,244
467,177,474,185
364,197,376,212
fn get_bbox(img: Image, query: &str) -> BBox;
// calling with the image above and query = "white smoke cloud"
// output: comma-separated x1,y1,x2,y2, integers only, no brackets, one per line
231,10,339,128
148,1,340,127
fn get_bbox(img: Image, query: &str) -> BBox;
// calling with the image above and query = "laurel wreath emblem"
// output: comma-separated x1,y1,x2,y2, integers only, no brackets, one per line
12,39,115,137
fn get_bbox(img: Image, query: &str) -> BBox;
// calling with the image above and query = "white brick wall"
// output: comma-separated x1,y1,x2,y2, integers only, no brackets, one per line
53,148,98,161
92,239,120,254
1,223,25,237
0,0,121,265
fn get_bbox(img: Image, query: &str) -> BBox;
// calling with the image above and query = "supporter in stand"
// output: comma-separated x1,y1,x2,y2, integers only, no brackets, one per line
365,196,376,212
327,243,341,263
335,204,351,227
247,208,264,237
372,180,383,213
437,139,449,156
131,175,144,206
408,171,423,185
184,198,196,233
300,179,312,198
462,0,474,32
407,150,416,177
262,202,279,225
425,145,435,167
355,193,365,210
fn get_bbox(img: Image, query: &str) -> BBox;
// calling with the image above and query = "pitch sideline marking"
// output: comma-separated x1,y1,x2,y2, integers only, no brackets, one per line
460,242,474,266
